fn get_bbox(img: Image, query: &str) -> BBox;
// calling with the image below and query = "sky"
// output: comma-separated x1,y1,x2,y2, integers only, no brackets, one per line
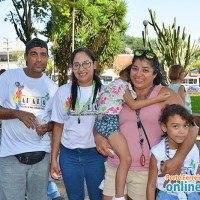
0,0,200,44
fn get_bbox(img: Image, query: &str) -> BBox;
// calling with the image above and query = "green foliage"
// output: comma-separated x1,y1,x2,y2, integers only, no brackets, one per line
5,0,33,44
119,35,156,54
146,9,199,85
5,0,127,85
4,0,50,44
190,95,200,113
11,50,25,61
45,59,54,77
11,50,26,68
192,50,200,71
43,0,128,85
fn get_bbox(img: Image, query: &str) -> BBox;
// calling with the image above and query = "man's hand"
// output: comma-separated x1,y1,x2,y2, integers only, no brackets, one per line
95,132,114,158
16,110,38,129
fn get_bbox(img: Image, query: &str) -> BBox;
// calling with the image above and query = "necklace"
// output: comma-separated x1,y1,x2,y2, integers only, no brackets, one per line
162,137,187,199
162,137,185,174
136,84,155,167
75,81,96,124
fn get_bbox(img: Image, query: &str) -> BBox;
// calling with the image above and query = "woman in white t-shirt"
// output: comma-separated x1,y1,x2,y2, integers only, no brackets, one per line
50,47,106,200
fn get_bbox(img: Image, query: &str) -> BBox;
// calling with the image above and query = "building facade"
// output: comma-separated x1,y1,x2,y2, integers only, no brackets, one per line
0,40,25,70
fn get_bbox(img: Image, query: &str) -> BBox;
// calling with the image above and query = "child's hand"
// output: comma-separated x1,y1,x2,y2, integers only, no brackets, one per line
157,92,170,102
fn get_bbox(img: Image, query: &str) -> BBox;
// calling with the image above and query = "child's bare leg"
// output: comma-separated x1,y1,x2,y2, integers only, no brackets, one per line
108,131,132,198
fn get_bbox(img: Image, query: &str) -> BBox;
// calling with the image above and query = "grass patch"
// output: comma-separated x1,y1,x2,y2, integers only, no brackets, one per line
190,95,200,113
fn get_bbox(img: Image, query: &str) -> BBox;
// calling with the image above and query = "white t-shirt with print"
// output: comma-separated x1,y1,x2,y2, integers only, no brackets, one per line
0,68,58,157
151,139,199,196
51,82,99,149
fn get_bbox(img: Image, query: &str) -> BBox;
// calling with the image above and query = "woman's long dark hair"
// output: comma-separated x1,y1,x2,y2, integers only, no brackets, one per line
70,47,102,110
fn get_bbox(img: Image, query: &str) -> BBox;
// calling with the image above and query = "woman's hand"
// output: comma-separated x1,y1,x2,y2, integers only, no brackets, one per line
36,123,48,136
158,157,182,187
159,157,182,175
36,121,54,136
95,131,114,158
50,159,62,180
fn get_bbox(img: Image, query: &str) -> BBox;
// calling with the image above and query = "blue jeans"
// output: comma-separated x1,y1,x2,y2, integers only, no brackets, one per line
157,190,200,200
0,153,50,200
59,145,106,200
47,181,61,199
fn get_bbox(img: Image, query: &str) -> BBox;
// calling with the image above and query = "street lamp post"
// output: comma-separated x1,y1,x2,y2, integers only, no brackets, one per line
143,20,148,49
72,0,75,52
3,37,10,70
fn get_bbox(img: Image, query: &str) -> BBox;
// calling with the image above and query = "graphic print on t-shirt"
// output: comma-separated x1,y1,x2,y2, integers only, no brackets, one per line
64,97,98,118
13,82,24,110
13,81,50,110
65,97,71,117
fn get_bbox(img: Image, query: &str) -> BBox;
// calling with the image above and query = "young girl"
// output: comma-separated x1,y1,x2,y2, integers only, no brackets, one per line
95,68,170,200
147,104,199,200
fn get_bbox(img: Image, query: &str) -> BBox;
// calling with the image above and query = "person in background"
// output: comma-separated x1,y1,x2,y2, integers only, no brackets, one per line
50,47,106,200
47,181,65,200
168,64,192,113
95,49,198,200
0,38,58,200
47,155,65,200
147,104,199,200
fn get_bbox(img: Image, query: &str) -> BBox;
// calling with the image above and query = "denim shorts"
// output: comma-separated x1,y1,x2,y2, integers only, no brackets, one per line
94,114,120,138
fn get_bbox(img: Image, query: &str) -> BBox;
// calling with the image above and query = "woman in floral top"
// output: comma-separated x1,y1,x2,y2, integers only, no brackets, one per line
94,68,170,200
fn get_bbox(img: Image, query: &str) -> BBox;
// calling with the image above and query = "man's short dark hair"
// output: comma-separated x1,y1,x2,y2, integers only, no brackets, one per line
26,38,48,55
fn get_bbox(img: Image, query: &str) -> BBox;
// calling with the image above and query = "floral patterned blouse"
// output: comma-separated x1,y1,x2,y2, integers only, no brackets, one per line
98,79,135,114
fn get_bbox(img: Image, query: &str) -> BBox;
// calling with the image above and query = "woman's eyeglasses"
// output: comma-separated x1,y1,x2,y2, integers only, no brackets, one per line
72,61,92,70
134,50,156,59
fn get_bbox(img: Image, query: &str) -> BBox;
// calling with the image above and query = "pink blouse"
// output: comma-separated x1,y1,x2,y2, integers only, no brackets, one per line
107,85,163,171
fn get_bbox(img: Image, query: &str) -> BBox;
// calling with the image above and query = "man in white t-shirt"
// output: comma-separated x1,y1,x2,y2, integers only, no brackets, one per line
0,38,58,200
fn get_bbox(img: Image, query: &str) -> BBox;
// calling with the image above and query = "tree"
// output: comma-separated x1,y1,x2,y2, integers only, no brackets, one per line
145,9,199,85
43,0,127,85
4,0,49,44
12,50,26,68
192,50,200,71
119,35,156,54
45,59,54,77
4,0,127,85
